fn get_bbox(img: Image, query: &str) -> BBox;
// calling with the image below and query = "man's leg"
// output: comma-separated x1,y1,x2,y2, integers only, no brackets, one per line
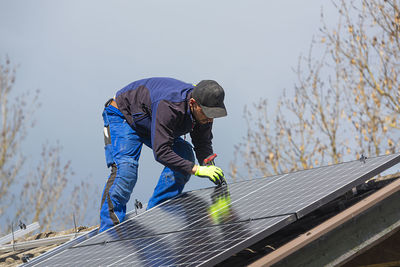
99,105,144,233
147,137,195,209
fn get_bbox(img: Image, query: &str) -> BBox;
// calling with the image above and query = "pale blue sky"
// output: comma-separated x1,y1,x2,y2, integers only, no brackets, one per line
0,1,337,215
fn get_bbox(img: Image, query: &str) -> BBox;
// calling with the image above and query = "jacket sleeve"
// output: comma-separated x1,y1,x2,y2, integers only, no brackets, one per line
151,100,195,175
190,122,213,165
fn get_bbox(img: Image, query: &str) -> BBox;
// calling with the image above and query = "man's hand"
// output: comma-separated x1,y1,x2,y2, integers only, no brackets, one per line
194,165,225,185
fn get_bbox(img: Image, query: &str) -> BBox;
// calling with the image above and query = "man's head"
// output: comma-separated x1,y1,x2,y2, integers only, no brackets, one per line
190,80,227,124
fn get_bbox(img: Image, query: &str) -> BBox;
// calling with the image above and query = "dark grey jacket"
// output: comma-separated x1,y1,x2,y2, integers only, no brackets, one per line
115,77,213,175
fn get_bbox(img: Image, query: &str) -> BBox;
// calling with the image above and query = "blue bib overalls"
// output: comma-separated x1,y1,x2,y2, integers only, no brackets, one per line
99,104,195,233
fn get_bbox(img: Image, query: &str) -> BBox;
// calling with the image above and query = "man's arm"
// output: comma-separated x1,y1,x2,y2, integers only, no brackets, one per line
190,122,213,165
151,100,195,175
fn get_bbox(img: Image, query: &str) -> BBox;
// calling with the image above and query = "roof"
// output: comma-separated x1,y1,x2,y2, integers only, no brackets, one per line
2,162,400,266
0,206,147,266
0,226,97,266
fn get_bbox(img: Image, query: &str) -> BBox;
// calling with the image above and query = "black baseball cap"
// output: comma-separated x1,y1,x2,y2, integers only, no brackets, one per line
192,80,227,118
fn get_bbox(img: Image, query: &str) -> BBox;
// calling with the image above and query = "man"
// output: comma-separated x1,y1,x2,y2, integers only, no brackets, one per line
99,77,227,232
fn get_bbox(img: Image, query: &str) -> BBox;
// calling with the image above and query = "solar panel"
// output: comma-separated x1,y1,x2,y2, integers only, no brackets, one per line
36,215,294,267
26,153,400,266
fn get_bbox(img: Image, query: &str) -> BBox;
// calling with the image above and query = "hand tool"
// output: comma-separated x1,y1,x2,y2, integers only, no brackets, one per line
203,154,227,186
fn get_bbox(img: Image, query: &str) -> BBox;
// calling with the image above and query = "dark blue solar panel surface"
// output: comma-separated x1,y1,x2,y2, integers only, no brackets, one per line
38,215,294,267
26,153,400,266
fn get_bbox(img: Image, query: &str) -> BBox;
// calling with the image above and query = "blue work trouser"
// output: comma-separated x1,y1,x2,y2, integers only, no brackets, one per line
99,105,194,233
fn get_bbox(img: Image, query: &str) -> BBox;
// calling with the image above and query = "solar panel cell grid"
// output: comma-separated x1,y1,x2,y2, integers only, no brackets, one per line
108,216,293,267
39,216,292,267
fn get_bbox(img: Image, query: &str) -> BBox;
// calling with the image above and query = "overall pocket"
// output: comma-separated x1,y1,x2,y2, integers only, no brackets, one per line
103,109,115,167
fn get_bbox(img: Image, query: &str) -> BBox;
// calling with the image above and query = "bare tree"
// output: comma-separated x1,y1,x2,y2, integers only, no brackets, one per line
0,57,38,218
231,0,400,181
0,58,98,234
15,143,70,231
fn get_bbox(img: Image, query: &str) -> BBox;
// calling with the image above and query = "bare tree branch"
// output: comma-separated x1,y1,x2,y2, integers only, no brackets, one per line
231,0,400,180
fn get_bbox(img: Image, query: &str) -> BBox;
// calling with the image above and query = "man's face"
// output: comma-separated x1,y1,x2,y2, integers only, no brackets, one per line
190,99,213,124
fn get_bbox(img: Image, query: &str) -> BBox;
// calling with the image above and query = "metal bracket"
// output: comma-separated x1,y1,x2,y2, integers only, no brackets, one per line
134,199,143,215
19,220,26,230
360,154,368,164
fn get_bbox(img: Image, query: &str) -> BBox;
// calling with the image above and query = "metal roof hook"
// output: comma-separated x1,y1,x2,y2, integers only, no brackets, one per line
22,254,31,263
18,220,26,230
360,154,368,164
134,199,143,215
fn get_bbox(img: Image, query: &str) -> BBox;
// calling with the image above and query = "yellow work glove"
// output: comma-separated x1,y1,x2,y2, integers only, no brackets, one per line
195,165,225,186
